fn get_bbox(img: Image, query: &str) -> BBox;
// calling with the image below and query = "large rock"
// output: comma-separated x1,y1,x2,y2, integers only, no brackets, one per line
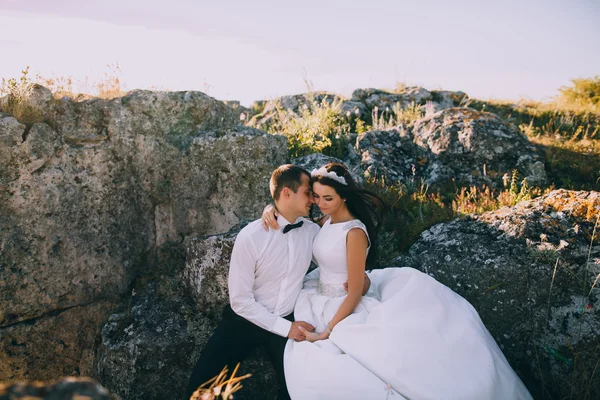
351,87,433,109
0,300,116,382
354,107,547,188
413,107,546,186
430,90,468,111
0,88,287,382
183,222,245,317
182,224,277,398
394,189,600,399
96,284,203,400
353,128,431,185
97,224,277,400
350,87,466,120
248,87,465,130
248,92,340,129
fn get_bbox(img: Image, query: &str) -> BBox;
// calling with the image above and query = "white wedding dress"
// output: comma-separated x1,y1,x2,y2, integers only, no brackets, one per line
283,218,532,400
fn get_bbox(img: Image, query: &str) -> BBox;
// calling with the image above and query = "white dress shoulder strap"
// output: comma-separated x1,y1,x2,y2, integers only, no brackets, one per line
343,219,370,249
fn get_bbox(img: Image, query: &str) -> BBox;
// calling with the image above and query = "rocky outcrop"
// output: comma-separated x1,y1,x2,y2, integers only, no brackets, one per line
394,189,600,399
0,377,113,400
247,87,467,129
0,82,590,400
0,300,115,382
0,89,287,383
96,224,277,400
353,107,547,188
351,87,467,116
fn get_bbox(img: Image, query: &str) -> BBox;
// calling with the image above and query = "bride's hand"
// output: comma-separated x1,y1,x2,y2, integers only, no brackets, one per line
261,204,280,231
298,326,330,342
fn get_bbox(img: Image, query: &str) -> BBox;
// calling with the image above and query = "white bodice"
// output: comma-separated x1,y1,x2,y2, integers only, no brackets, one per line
312,218,369,297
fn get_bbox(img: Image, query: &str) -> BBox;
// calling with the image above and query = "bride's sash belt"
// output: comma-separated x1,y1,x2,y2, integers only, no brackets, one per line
317,280,347,297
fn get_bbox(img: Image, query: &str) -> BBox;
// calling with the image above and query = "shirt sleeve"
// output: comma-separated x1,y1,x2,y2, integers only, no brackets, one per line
228,231,292,338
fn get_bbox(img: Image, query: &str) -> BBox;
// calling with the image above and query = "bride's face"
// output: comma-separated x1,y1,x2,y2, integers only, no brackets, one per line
312,182,344,215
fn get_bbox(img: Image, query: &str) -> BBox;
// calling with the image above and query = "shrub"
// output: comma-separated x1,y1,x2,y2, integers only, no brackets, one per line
559,76,600,108
265,93,351,159
0,66,43,124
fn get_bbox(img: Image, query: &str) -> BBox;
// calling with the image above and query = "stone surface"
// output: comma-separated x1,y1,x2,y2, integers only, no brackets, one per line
0,377,113,400
0,84,592,400
353,128,431,184
0,88,287,384
247,87,465,129
0,300,116,382
430,90,469,111
351,87,433,110
97,224,277,400
248,92,339,129
393,189,600,399
353,107,547,188
183,222,247,317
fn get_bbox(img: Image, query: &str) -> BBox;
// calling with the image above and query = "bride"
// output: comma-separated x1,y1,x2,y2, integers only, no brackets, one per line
263,162,532,400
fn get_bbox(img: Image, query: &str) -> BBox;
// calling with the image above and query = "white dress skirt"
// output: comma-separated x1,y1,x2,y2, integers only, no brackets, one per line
283,218,532,400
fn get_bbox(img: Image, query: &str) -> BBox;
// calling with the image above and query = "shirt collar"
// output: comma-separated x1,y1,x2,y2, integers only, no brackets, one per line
277,215,303,227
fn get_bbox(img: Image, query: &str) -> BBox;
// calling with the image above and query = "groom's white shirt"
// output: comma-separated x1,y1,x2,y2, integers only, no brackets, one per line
228,215,320,337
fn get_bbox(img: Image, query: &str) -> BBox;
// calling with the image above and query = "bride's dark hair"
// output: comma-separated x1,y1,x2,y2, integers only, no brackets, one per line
310,162,385,269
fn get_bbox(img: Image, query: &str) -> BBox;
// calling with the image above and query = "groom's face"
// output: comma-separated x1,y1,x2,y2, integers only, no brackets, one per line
290,173,314,216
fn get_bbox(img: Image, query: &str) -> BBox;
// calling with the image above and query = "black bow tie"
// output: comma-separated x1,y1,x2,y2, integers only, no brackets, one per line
283,221,304,234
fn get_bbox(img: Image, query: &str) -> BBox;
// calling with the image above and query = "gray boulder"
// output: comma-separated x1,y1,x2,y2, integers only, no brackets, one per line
351,87,433,110
0,300,116,382
97,224,278,400
353,107,547,188
354,128,432,185
248,92,340,129
413,107,546,186
430,90,469,111
0,88,287,382
394,189,600,399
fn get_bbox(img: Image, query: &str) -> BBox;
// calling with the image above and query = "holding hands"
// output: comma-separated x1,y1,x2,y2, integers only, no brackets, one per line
288,321,315,342
298,324,331,342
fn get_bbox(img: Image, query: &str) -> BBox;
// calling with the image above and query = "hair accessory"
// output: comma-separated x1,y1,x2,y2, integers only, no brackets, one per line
310,167,348,186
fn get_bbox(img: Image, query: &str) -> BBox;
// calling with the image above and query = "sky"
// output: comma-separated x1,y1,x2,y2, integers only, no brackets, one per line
0,0,599,106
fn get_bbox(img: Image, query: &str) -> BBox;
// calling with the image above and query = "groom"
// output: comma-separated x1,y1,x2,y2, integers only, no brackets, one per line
186,164,321,399
186,164,371,399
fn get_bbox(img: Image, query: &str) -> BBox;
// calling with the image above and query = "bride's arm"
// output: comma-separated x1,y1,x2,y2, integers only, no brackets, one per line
301,228,368,342
328,228,369,331
261,204,280,231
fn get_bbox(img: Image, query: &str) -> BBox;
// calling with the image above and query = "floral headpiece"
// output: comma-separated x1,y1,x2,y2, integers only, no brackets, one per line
310,167,348,186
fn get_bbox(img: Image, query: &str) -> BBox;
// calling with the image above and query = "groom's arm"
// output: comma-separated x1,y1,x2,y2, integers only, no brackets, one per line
228,231,293,338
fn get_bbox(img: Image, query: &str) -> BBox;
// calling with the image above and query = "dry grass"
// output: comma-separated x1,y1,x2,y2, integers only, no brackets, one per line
452,171,549,215
370,101,425,130
189,363,251,400
35,62,125,100
0,64,126,124
0,66,43,123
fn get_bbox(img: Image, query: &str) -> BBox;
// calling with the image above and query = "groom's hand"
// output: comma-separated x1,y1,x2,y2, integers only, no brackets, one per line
288,321,315,341
344,273,371,296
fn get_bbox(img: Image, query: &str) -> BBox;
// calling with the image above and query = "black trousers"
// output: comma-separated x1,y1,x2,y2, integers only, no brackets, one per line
186,305,293,400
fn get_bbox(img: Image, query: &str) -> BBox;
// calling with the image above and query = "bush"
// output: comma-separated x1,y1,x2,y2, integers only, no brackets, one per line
559,76,600,108
0,66,43,124
265,94,351,159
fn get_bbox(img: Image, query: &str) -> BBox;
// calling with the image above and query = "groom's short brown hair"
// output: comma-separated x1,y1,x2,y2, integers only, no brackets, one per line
270,164,310,201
